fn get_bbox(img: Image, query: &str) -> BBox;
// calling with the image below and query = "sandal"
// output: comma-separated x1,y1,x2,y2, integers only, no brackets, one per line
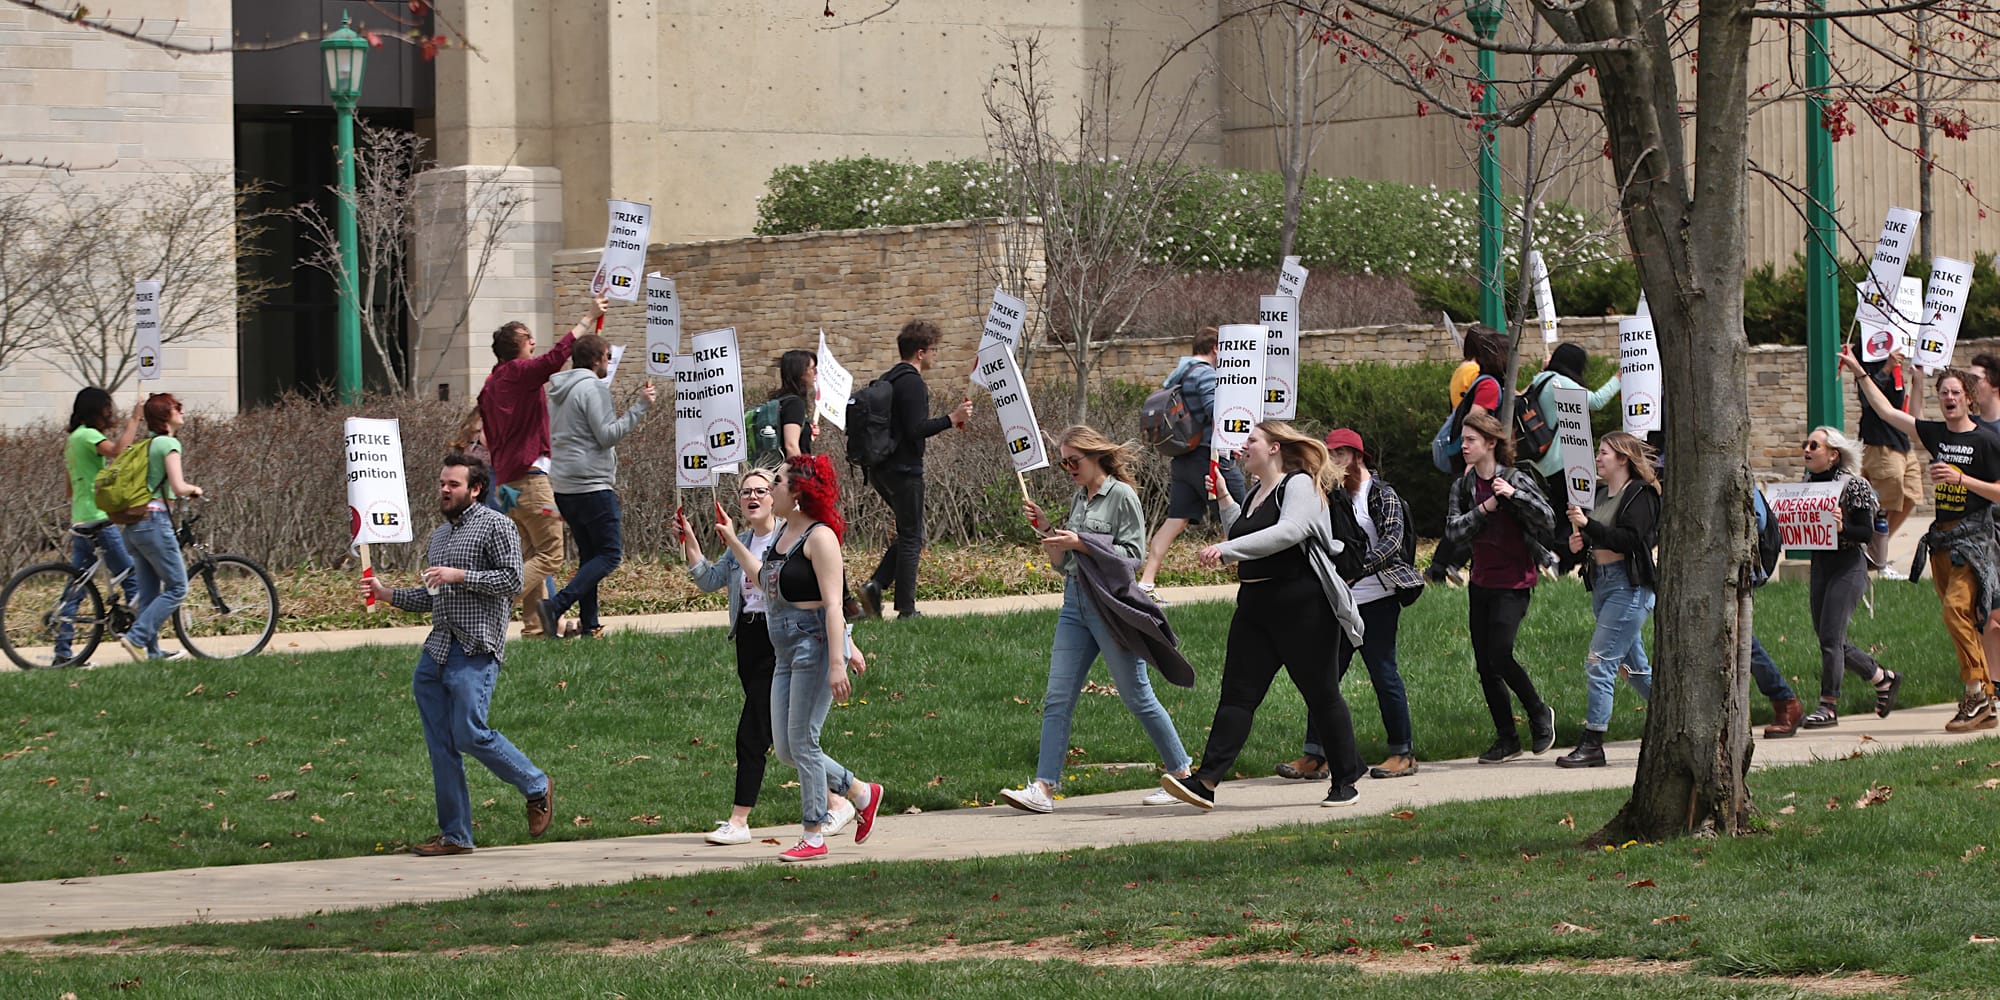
1801,703,1839,729
1276,754,1329,780
1874,670,1901,718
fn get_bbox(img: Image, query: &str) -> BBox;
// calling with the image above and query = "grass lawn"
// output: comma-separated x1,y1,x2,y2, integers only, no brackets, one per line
1,576,1961,882
13,739,2000,998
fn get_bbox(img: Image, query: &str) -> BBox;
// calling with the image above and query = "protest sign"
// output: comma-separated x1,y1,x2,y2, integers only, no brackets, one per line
1916,255,1976,372
981,286,1029,351
1277,255,1308,301
1551,383,1596,506
644,273,680,378
134,279,163,381
815,330,853,430
977,340,1050,474
1527,250,1558,344
1636,290,1649,318
1765,481,1845,551
344,417,413,547
675,327,745,487
1618,315,1662,435
1866,205,1920,304
1443,312,1462,352
1211,323,1267,454
590,199,651,303
1890,275,1924,357
1260,294,1299,420
1856,279,1918,363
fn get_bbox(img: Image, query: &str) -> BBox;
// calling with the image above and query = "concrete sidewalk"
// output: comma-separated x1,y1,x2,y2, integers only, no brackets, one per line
1,700,1987,943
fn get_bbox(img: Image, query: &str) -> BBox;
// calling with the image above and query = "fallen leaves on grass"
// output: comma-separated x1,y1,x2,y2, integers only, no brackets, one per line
1558,813,1574,829
630,814,661,826
1626,879,1657,889
572,815,592,827
185,684,204,697
1964,845,1987,863
1551,921,1596,934
1854,784,1893,809
618,755,653,765
1973,935,2000,944
902,806,923,814
265,790,297,801
297,762,313,773
1391,810,1416,821
926,775,946,787
1779,805,1796,815
1651,913,1690,924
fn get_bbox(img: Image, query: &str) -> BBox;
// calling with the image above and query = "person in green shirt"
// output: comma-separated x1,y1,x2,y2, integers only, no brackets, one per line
56,388,143,662
120,393,203,661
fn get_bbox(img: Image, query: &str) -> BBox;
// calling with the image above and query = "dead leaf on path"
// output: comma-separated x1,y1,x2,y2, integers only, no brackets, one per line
1842,749,1866,760
1779,805,1796,815
1626,879,1657,889
1651,914,1690,924
618,755,652,765
1854,784,1893,809
902,806,923,814
1558,813,1575,829
1551,921,1597,935
761,838,782,845
1858,734,1878,743
265,790,296,801
1391,810,1416,821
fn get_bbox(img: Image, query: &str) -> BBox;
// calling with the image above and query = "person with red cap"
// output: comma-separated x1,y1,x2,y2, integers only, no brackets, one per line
1277,428,1427,781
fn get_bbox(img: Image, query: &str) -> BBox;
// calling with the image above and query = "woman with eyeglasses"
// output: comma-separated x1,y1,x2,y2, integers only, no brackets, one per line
1003,426,1193,814
1792,426,1901,729
679,468,863,845
714,455,882,862
1553,431,1660,768
121,393,203,661
1161,420,1367,810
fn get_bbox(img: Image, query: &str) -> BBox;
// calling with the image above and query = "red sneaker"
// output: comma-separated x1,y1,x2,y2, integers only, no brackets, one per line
852,782,884,844
778,839,827,863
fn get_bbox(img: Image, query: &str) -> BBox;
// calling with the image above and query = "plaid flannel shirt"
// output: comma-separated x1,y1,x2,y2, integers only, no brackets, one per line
389,502,524,663
1355,478,1425,594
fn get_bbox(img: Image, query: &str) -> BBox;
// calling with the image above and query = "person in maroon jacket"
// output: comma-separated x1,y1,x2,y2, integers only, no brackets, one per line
478,294,608,637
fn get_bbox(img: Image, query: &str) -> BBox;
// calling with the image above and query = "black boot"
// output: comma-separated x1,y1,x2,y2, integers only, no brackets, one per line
1555,729,1606,769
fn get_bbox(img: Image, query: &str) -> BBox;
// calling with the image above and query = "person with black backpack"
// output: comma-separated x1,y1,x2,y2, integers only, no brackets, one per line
1138,327,1248,600
1277,429,1426,782
853,321,972,620
1528,344,1622,574
1426,324,1508,584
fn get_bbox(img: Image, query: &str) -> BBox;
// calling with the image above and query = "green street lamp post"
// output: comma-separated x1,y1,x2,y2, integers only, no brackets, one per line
1804,0,1840,428
321,12,369,404
1468,0,1507,331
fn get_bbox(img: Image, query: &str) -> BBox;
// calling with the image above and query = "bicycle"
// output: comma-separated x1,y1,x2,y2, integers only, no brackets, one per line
0,499,280,668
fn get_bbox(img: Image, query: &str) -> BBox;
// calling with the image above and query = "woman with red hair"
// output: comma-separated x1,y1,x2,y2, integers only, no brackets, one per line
718,454,881,862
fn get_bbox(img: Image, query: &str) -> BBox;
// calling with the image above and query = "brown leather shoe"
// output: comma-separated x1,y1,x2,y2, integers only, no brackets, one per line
1764,697,1803,739
1276,754,1330,780
410,835,473,857
526,778,553,838
1369,754,1419,779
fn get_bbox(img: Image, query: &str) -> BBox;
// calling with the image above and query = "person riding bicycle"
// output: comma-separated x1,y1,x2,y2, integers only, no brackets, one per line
120,393,202,661
58,388,143,662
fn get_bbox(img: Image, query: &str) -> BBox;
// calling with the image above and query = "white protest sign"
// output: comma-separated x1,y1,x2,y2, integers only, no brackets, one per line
815,331,854,430
1889,275,1925,358
644,273,680,377
692,327,747,467
1636,290,1649,318
1765,481,1845,551
1916,255,1976,372
134,279,163,381
1551,383,1596,507
590,199,651,303
981,286,1029,351
597,344,626,386
977,340,1050,474
1856,280,1900,363
344,417,413,547
1277,256,1308,301
1211,323,1267,454
1527,250,1558,344
1617,315,1662,434
1443,312,1462,352
1260,294,1299,420
1866,205,1920,305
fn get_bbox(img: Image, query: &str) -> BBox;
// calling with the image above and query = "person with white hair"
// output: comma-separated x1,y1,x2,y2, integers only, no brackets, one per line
1796,424,1902,728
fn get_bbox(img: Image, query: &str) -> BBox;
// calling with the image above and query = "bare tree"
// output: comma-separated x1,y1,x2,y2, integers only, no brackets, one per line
37,172,270,391
1222,0,1359,260
288,123,524,394
0,188,66,375
984,32,1215,424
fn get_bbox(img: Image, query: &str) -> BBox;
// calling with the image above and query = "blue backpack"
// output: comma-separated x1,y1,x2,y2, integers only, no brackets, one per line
1431,374,1497,473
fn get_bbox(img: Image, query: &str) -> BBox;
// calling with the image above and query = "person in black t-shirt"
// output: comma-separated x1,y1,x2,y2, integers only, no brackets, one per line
1857,353,1917,577
775,349,817,459
1846,347,2000,733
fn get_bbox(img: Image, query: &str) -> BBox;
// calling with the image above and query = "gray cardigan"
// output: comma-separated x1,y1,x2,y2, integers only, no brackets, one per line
1216,472,1365,646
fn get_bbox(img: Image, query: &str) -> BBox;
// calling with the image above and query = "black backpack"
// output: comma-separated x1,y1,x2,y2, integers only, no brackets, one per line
1513,372,1559,461
1752,487,1782,587
1326,488,1370,581
1141,365,1205,457
844,368,908,471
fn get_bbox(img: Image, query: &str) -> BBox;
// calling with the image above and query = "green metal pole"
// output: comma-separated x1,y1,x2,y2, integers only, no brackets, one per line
334,95,363,404
1804,1,1840,428
1471,10,1504,331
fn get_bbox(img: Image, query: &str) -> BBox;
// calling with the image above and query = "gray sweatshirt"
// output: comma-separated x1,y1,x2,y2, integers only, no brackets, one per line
547,367,648,494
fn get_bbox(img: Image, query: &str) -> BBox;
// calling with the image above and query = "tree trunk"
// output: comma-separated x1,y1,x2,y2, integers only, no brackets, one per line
1069,354,1092,426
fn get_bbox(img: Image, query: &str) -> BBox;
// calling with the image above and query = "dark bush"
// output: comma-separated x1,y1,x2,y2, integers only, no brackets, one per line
1412,257,1642,324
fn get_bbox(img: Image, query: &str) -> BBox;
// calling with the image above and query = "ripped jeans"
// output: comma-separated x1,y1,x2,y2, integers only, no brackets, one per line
1584,560,1653,731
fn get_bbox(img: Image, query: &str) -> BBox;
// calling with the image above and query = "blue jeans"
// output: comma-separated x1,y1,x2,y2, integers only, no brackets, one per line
1036,576,1190,787
56,525,139,658
552,490,624,633
1749,636,1796,702
766,599,854,828
413,639,547,848
1584,561,1654,731
124,508,186,656
1308,596,1413,757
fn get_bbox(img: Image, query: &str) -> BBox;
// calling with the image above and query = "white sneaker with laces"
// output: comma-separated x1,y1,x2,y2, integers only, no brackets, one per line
1140,788,1178,806
1000,782,1055,814
159,649,190,661
1880,566,1907,581
823,798,857,837
704,821,752,845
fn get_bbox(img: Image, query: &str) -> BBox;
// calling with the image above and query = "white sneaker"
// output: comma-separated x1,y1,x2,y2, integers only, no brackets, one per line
1000,782,1054,814
704,821,752,845
1141,788,1178,806
159,649,190,661
823,798,857,837
118,635,147,662
1880,566,1907,581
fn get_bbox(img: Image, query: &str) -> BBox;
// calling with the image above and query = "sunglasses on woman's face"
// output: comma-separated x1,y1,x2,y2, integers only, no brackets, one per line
1059,455,1082,472
1801,440,1821,452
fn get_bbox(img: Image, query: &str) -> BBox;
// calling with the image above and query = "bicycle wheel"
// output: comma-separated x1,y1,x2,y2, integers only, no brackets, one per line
0,562,103,670
173,554,279,660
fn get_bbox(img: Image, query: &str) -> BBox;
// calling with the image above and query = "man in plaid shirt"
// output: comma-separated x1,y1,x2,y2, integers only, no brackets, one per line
361,453,553,856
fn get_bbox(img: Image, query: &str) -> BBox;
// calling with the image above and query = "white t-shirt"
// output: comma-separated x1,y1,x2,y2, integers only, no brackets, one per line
740,527,780,614
1346,479,1392,606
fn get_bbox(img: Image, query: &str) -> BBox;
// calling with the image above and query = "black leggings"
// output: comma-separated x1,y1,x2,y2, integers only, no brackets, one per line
1468,584,1546,741
1194,575,1364,790
732,615,777,809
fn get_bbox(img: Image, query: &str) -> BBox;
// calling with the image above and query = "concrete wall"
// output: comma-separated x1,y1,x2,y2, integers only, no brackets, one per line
0,0,238,429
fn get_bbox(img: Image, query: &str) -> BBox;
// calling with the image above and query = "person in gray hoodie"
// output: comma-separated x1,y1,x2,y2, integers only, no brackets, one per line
540,333,654,638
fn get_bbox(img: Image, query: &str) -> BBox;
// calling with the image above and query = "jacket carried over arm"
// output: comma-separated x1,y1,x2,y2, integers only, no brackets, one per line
1069,532,1197,688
